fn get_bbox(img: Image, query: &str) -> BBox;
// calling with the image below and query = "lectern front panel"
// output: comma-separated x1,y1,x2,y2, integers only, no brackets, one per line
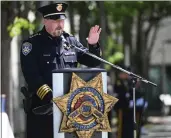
53,70,107,138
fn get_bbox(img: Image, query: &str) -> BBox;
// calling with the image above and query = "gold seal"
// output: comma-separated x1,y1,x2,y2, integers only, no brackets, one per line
56,4,63,11
53,73,118,138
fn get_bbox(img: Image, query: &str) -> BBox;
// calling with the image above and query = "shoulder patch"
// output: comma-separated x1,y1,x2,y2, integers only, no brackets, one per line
22,42,32,56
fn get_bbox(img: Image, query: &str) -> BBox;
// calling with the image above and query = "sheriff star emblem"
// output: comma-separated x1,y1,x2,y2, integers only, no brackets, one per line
53,73,118,138
56,4,63,11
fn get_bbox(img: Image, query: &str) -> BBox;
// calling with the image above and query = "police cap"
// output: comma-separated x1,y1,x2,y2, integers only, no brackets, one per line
37,2,68,20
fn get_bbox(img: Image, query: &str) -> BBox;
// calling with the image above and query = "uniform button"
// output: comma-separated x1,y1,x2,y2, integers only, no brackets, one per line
47,62,49,64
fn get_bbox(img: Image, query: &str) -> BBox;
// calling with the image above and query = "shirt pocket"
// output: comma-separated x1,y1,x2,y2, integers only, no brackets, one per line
63,52,77,63
43,54,51,63
42,53,56,69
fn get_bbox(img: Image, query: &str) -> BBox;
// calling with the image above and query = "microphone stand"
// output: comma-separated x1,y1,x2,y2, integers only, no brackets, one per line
33,42,157,138
69,44,157,87
67,43,157,138
131,77,138,138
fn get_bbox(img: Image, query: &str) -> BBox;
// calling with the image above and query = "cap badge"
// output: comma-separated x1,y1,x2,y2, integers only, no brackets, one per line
56,4,63,11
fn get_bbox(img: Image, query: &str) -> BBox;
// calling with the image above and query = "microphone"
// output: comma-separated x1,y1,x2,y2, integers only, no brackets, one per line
61,35,71,50
61,35,89,53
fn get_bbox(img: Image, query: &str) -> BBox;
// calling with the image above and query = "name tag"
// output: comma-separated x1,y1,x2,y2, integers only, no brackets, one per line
64,52,75,56
43,54,50,56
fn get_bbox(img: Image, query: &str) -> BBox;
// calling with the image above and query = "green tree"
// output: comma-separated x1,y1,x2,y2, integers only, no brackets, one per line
104,1,171,77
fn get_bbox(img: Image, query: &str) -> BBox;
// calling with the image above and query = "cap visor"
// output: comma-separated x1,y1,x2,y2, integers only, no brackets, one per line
45,14,66,20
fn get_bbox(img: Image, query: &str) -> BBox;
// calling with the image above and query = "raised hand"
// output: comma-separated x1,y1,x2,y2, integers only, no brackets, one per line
87,25,101,45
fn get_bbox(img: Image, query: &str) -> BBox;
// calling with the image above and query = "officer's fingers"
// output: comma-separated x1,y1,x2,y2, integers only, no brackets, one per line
92,26,96,33
93,25,97,32
97,28,102,34
94,25,99,32
89,27,94,34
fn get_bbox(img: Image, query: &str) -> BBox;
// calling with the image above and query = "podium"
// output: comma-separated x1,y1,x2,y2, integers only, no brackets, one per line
52,68,108,138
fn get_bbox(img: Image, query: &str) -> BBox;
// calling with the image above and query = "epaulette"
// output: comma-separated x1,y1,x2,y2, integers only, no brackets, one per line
29,32,42,38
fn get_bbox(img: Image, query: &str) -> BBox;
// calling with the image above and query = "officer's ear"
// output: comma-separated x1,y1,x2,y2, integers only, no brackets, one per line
42,18,46,25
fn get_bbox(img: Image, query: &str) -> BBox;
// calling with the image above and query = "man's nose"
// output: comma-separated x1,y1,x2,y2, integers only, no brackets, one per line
59,21,63,26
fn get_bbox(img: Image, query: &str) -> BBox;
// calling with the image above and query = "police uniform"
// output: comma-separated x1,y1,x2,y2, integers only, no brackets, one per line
20,3,101,138
114,77,132,138
114,68,146,138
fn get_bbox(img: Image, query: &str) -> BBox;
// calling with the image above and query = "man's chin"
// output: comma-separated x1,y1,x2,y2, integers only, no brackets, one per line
54,30,63,37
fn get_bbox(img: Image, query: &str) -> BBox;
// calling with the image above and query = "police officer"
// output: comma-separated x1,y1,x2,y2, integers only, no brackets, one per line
20,2,102,138
114,67,146,138
114,69,130,138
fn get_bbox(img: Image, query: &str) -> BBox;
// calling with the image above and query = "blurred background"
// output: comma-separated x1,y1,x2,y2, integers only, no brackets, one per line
1,1,171,138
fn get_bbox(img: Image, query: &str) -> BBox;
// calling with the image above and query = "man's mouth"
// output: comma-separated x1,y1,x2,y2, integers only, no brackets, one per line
54,30,62,36
56,27,62,30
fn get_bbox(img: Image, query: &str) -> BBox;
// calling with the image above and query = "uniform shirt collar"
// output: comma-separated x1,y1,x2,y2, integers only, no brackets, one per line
41,26,62,41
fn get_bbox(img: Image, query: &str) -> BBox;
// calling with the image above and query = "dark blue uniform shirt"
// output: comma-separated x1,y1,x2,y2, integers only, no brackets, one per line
20,27,101,107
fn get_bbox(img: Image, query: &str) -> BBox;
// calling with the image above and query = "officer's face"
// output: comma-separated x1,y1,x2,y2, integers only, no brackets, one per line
43,19,65,37
119,73,129,80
